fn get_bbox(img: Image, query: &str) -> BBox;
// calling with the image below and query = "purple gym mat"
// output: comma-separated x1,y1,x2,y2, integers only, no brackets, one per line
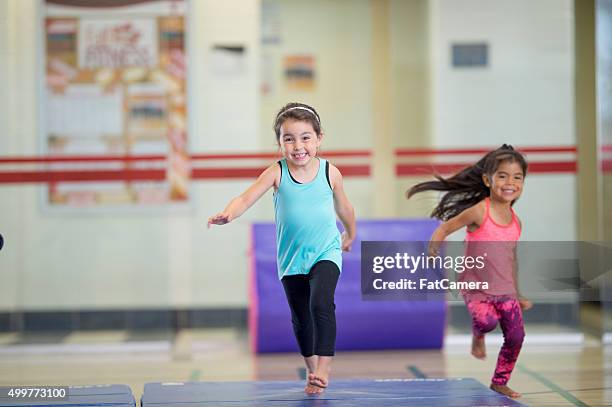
249,219,446,353
141,378,526,406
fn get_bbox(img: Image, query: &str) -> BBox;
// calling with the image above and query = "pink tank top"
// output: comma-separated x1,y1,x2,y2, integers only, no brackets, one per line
462,198,521,297
466,198,521,242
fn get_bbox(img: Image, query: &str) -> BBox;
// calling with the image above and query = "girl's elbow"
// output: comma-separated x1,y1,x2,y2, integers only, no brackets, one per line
432,226,449,241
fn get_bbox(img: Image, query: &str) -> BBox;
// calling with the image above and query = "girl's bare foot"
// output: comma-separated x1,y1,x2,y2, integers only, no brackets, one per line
307,373,316,384
471,335,486,359
306,355,332,391
309,371,328,389
490,383,521,398
302,356,320,394
304,377,323,394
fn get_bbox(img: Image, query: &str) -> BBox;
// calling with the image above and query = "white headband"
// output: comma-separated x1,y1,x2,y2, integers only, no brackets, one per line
277,106,320,124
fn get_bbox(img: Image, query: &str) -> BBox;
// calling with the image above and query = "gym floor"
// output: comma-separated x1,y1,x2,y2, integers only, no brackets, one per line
0,324,609,407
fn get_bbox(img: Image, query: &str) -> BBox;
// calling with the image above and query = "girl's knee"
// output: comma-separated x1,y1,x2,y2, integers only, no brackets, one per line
310,301,335,318
505,327,525,348
475,318,498,334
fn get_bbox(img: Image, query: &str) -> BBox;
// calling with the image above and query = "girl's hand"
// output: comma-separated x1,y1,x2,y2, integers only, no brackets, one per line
341,231,354,252
428,244,440,257
519,296,532,311
208,212,232,228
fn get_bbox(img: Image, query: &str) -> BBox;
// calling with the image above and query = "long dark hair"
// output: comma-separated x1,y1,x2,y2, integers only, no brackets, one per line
406,144,528,220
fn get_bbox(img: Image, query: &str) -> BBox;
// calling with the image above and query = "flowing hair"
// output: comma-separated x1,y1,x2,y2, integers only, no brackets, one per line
406,144,528,220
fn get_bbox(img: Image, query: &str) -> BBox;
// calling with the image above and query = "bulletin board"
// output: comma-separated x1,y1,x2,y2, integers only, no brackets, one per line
43,0,188,207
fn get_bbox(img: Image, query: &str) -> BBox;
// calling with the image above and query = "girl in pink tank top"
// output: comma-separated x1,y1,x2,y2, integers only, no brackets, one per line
406,144,532,400
462,197,521,297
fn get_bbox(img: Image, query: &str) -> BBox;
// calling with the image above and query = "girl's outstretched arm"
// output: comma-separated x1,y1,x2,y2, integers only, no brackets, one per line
428,201,485,256
330,164,356,251
208,164,279,227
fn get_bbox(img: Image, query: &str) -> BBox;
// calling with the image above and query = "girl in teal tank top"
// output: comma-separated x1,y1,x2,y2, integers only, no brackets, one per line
274,157,342,279
208,102,356,395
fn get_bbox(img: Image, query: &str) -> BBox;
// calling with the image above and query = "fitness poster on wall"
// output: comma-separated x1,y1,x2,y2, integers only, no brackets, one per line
42,0,188,209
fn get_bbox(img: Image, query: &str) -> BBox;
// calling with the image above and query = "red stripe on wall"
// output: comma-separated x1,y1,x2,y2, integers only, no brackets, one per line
0,165,371,184
0,155,166,164
335,164,371,177
527,161,577,173
396,163,470,176
0,148,579,183
0,150,372,164
396,161,577,176
0,169,167,183
191,168,263,179
46,0,155,8
395,146,577,156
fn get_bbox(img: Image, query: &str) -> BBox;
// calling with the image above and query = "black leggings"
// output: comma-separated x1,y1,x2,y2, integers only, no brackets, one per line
281,260,340,357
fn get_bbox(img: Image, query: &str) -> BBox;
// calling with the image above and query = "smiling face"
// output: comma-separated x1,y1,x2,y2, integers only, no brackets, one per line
484,160,525,203
278,119,322,167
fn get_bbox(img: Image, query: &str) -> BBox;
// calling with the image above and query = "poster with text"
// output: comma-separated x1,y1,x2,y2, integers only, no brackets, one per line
43,0,188,208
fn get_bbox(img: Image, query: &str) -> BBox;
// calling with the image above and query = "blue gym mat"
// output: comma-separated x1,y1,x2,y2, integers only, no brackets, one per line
142,378,526,406
0,384,135,407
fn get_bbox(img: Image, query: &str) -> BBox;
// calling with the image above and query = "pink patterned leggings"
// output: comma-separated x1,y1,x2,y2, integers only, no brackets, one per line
465,295,525,385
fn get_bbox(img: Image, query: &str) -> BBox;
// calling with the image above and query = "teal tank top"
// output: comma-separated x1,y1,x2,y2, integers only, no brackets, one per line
273,158,342,280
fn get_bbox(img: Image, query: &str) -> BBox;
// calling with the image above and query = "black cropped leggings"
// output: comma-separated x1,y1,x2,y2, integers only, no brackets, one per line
281,260,340,357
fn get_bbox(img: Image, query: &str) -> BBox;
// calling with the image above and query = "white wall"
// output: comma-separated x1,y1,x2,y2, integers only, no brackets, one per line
257,0,376,220
0,0,578,311
259,0,373,151
429,0,576,240
0,0,262,310
598,0,612,240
